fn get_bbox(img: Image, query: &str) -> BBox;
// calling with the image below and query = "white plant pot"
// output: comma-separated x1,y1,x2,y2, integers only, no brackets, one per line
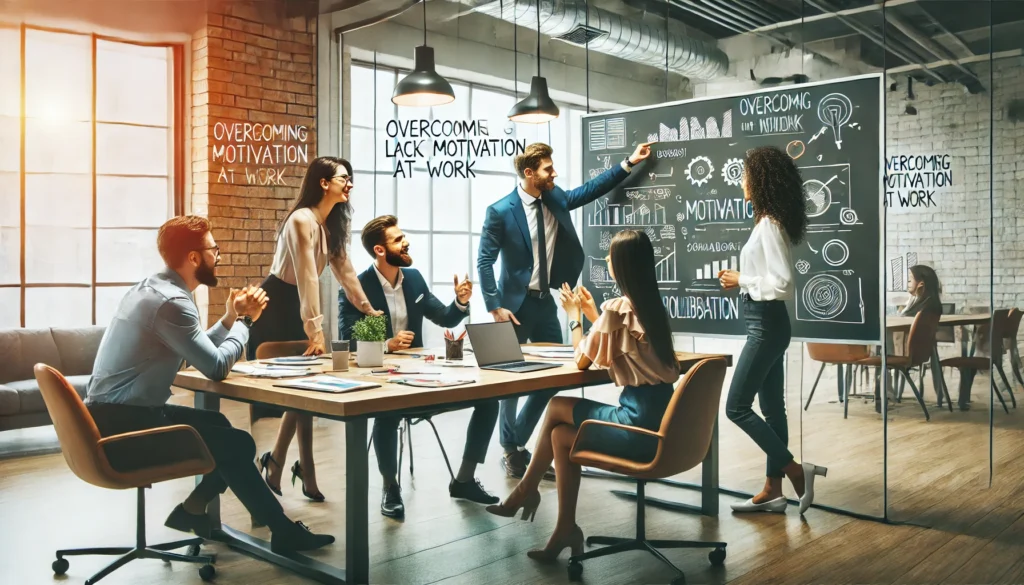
356,341,385,368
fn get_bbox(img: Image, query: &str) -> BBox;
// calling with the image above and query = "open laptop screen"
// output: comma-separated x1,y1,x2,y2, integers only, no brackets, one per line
465,321,525,366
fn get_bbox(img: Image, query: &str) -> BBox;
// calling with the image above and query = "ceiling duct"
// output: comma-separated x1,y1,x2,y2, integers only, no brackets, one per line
461,0,729,80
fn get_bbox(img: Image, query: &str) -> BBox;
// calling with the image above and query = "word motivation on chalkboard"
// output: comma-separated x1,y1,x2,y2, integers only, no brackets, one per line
581,74,882,343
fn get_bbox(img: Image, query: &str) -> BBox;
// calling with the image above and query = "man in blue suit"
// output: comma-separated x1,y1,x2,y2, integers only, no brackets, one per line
340,215,499,519
477,141,653,478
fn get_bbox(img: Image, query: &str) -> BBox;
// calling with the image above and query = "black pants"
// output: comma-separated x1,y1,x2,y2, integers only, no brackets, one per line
87,402,288,531
725,298,795,479
498,294,562,450
373,400,499,479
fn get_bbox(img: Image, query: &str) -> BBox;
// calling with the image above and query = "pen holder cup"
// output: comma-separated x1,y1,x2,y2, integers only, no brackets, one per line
445,338,465,361
331,340,350,371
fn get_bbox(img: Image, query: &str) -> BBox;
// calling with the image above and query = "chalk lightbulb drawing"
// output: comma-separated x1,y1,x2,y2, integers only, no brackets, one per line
809,93,852,150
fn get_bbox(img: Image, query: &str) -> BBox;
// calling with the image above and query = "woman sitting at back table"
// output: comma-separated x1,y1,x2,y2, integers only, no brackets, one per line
486,229,680,561
901,264,942,316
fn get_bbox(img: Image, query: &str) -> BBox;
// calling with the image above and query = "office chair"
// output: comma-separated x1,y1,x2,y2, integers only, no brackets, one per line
35,364,217,584
566,358,728,585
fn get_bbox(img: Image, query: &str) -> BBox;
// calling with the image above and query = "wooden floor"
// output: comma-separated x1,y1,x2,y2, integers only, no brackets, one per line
2,352,1023,585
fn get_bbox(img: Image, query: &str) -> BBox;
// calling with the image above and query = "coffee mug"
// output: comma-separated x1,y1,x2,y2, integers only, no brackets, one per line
331,340,350,371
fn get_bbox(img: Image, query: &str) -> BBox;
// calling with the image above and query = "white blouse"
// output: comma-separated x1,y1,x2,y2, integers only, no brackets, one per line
268,207,368,346
738,217,795,301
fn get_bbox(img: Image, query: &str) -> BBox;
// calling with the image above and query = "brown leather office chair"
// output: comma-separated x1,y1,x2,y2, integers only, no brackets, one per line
803,343,872,418
565,358,728,585
34,364,217,584
857,311,945,421
940,309,1013,413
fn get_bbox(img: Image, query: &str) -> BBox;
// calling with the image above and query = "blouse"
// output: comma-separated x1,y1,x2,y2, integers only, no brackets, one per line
268,207,366,346
574,297,680,387
738,217,795,301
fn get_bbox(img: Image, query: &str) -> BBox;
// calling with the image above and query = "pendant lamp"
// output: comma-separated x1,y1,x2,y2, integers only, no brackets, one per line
508,0,559,123
392,0,455,107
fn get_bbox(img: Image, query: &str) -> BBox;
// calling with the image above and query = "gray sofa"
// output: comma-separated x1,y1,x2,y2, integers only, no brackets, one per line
0,326,105,432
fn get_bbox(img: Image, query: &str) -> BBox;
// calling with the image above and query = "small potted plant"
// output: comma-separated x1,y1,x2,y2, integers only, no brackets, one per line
352,314,387,368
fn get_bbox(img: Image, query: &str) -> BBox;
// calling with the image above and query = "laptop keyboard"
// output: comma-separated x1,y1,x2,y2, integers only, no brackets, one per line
492,361,530,370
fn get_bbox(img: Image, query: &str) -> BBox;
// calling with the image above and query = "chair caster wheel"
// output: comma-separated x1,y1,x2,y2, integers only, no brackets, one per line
709,547,727,566
567,560,583,581
199,564,216,581
52,557,69,575
187,544,201,557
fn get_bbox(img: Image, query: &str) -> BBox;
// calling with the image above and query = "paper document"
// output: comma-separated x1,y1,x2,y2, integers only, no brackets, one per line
232,364,312,378
273,375,380,393
390,376,476,388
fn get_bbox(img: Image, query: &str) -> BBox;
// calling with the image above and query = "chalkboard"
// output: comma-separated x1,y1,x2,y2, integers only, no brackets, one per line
581,74,882,343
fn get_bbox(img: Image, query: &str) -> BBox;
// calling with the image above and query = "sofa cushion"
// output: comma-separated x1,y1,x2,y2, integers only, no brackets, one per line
5,375,90,414
0,384,18,416
51,326,106,376
0,328,62,384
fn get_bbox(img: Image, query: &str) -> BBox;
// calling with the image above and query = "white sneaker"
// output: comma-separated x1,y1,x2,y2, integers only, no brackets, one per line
730,497,787,513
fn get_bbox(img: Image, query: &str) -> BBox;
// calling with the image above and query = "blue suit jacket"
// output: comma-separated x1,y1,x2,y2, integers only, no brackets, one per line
476,165,630,313
338,266,467,350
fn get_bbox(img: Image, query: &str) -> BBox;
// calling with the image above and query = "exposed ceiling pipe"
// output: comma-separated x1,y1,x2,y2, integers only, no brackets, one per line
802,0,948,85
698,0,771,30
668,0,749,35
461,0,730,79
884,10,984,89
333,0,422,36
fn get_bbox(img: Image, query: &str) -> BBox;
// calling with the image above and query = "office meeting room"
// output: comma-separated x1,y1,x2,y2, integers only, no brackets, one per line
3,0,1024,584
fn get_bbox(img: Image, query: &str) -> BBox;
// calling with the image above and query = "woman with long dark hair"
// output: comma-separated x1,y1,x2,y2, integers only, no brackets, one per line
249,157,381,501
718,145,825,515
901,264,942,316
486,230,680,560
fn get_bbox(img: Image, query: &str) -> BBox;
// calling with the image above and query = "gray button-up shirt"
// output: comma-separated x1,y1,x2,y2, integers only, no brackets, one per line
86,268,249,407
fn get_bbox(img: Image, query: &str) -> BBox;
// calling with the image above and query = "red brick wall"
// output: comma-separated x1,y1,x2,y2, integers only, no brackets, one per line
191,1,317,323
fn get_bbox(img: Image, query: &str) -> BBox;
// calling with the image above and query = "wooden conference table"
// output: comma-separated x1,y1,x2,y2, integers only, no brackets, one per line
173,348,731,585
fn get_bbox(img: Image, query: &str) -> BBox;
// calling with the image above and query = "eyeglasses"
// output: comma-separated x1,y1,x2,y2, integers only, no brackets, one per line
332,174,353,185
197,245,220,255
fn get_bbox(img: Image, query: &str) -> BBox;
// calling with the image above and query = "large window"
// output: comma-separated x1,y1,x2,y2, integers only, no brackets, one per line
347,62,590,347
0,25,180,329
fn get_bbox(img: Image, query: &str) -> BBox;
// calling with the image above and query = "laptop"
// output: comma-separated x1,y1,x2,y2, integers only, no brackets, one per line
465,321,562,373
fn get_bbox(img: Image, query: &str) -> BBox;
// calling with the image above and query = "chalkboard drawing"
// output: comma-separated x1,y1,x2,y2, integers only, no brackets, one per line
660,225,676,240
589,120,607,151
802,274,848,320
655,242,679,283
809,93,853,150
648,167,674,182
588,256,614,287
649,110,732,143
799,164,852,227
907,252,918,268
840,207,859,225
605,118,626,149
822,239,850,267
797,274,865,324
786,140,806,160
676,212,685,222
644,226,658,242
796,259,811,275
598,231,612,251
685,155,715,186
694,256,738,281
722,158,745,187
589,202,666,227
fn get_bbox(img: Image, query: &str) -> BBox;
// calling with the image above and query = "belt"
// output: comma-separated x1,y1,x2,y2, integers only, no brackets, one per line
526,289,548,299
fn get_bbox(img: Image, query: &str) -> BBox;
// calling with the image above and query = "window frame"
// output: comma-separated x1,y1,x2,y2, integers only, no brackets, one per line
0,23,184,328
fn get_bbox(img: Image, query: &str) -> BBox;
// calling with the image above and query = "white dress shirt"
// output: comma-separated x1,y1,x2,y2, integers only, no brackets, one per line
374,265,469,352
517,185,559,291
738,217,795,301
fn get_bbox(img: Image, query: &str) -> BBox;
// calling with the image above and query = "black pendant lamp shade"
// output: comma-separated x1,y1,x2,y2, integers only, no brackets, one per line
392,45,455,107
508,76,559,123
392,0,455,107
508,0,559,123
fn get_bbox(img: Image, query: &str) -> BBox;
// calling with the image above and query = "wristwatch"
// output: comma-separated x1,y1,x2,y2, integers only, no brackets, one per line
241,316,254,328
623,158,636,169
568,319,581,332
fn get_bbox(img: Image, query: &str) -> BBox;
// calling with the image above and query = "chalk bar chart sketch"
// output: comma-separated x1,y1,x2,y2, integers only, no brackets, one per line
582,74,881,342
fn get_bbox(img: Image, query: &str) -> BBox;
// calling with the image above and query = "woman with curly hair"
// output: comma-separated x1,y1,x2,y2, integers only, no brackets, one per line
717,145,826,515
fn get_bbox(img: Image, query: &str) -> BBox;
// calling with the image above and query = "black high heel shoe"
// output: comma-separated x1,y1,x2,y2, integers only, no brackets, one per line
291,461,326,502
258,452,282,496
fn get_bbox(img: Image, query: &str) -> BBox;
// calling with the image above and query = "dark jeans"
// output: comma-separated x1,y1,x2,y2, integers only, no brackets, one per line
725,298,795,479
499,294,562,450
373,400,499,479
87,401,289,531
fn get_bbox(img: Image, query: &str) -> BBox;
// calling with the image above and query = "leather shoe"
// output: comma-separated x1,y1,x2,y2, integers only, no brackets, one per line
500,449,555,480
380,483,405,518
270,521,335,553
730,497,787,513
164,504,211,538
449,478,499,505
